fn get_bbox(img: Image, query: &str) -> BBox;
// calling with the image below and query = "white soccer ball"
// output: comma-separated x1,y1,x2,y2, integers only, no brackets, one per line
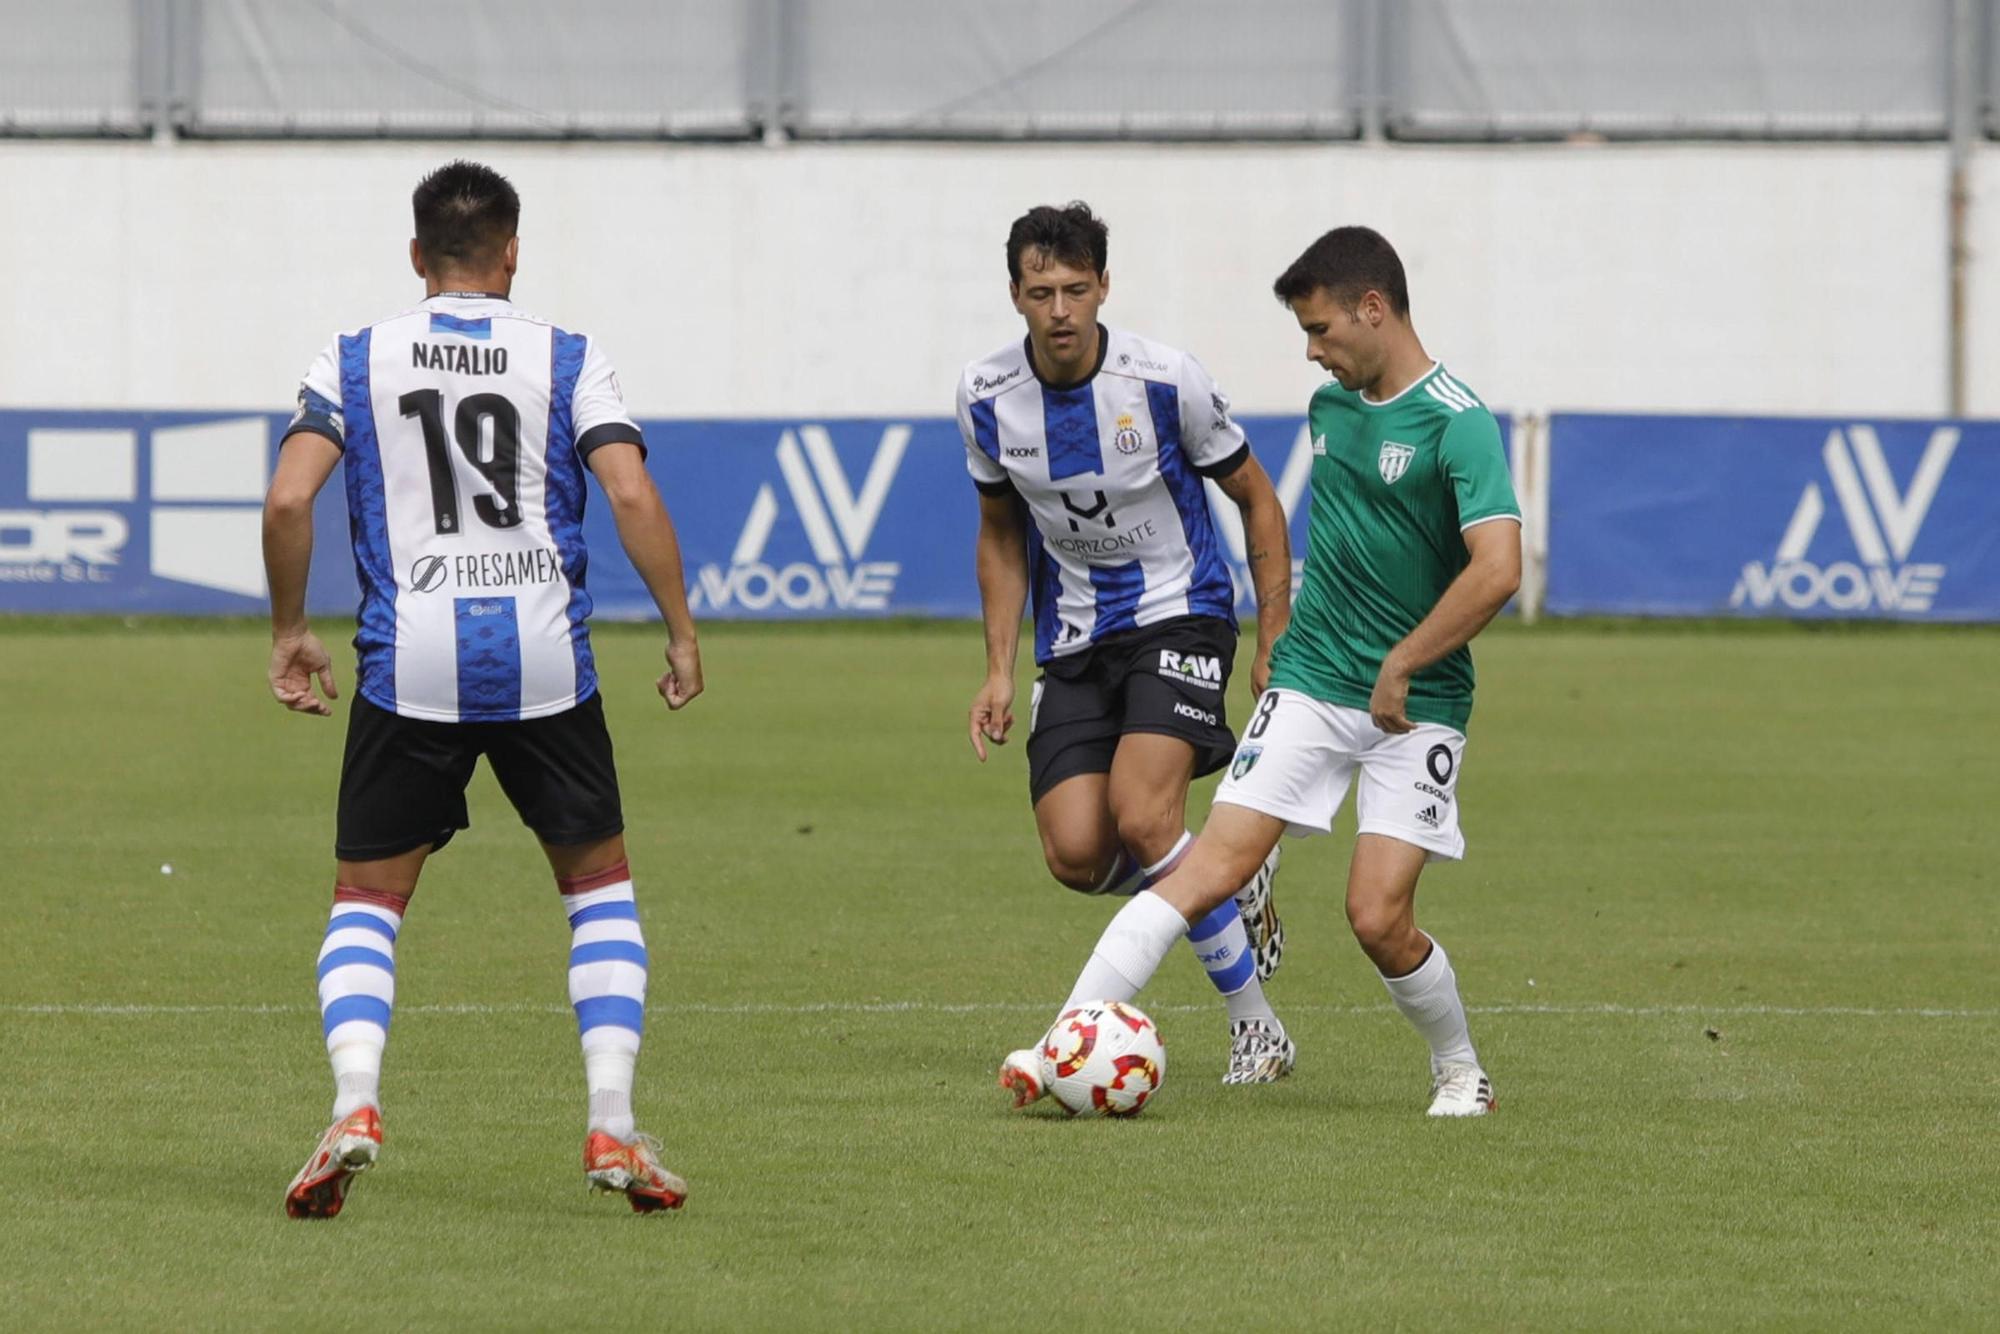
1036,1000,1167,1117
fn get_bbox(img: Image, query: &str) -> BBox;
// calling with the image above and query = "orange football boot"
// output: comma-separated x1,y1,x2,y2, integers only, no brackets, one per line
284,1106,382,1219
583,1131,687,1213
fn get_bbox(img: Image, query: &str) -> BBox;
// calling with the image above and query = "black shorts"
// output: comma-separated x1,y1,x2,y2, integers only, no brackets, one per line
1025,615,1239,804
335,691,624,861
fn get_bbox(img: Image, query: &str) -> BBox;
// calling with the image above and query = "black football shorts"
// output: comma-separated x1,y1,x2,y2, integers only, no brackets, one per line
1025,614,1239,804
335,691,624,861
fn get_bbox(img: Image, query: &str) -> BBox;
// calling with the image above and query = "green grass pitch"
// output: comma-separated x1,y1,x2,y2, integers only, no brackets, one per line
0,618,1994,1330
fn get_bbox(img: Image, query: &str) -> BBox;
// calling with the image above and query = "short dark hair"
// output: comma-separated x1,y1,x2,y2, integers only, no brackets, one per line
1272,226,1410,317
1006,202,1110,283
412,160,520,269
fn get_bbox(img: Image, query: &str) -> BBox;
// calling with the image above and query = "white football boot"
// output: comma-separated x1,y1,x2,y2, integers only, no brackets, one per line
1426,1061,1496,1117
1222,1017,1296,1085
1232,845,1284,980
997,1049,1046,1108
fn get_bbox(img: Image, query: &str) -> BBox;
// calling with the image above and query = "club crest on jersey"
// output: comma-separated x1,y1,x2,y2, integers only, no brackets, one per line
1113,413,1143,456
1231,746,1262,780
1378,441,1416,484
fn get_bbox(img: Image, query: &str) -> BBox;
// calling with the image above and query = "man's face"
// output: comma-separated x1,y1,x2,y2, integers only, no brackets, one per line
1289,287,1383,392
1011,250,1108,377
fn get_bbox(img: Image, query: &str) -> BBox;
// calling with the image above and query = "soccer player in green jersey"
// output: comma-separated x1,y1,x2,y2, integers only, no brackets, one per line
1003,226,1520,1116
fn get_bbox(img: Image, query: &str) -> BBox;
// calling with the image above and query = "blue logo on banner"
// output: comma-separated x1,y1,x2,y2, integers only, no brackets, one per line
1546,414,1999,620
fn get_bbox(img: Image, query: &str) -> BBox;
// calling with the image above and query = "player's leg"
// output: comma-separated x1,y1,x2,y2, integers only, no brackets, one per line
489,694,683,1211
1027,666,1134,894
1117,625,1301,1080
1056,800,1286,1012
1002,679,1129,1105
288,696,473,1219
1118,617,1288,976
540,832,683,1212
1032,773,1126,892
1103,731,1290,1079
1350,722,1492,1117
1034,688,1344,1012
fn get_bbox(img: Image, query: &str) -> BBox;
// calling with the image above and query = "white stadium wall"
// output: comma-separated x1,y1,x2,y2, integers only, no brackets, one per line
0,138,1987,419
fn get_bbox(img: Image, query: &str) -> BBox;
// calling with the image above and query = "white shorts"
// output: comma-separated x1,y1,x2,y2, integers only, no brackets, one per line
1213,689,1469,862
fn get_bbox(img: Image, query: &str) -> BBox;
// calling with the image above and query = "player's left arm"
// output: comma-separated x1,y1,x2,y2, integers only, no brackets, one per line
1370,519,1520,733
1209,450,1292,695
1370,409,1522,734
263,430,344,716
1178,355,1291,691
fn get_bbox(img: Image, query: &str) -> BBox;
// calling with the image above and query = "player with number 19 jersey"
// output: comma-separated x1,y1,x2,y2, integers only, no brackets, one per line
289,293,642,723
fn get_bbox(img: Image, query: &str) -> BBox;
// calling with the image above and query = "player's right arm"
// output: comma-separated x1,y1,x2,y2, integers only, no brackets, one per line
587,442,704,710
263,352,346,716
960,373,1029,760
970,487,1030,761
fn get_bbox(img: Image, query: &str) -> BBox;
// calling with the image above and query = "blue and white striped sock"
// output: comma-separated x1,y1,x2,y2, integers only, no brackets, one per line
559,861,648,1141
318,886,407,1120
1141,834,1275,1025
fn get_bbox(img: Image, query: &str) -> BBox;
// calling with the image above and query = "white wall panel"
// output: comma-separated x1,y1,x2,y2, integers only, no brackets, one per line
0,139,1965,418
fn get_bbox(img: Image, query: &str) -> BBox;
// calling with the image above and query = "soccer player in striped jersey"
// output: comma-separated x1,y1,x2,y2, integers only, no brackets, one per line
958,203,1299,1092
1003,226,1522,1118
266,161,702,1216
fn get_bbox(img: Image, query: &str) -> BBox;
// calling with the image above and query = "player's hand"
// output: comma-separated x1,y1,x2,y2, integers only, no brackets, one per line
659,637,703,710
1250,642,1274,696
969,676,1015,761
1369,662,1414,735
269,630,337,716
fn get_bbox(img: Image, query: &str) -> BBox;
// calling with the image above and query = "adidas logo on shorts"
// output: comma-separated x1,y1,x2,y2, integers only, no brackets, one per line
1415,804,1441,829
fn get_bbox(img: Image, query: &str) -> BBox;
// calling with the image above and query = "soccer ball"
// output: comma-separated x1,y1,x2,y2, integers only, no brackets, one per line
1037,1000,1167,1116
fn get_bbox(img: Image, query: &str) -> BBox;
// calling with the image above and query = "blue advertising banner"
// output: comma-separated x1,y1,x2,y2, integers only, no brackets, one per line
1545,414,2000,619
1,409,1354,621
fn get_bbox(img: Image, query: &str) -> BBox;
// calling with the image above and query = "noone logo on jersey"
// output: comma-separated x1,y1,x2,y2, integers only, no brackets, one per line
690,424,909,613
1731,425,1956,614
1204,422,1312,610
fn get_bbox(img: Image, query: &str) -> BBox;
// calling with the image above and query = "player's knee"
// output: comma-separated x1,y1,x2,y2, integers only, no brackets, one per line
1346,898,1416,959
1111,806,1180,868
1039,832,1112,893
1046,856,1103,893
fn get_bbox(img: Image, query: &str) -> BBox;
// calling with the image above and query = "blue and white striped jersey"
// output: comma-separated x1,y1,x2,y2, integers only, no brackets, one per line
287,293,643,723
956,326,1247,663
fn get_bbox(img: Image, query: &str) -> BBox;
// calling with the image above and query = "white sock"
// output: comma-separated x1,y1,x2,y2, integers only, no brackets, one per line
560,862,648,1140
318,889,406,1120
1061,890,1188,1011
1380,936,1478,1070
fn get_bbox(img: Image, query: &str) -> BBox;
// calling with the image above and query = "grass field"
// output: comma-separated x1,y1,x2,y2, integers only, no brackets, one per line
1,618,1995,1330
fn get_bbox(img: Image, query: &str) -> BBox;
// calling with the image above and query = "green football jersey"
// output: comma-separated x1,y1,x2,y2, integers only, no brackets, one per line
1267,363,1519,732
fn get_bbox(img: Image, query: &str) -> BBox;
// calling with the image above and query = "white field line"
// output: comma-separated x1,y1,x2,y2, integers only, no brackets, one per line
1,1001,1995,1020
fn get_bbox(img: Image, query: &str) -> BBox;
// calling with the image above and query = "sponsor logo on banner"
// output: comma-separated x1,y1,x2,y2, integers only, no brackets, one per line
690,424,909,613
0,418,269,597
1730,425,1955,614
